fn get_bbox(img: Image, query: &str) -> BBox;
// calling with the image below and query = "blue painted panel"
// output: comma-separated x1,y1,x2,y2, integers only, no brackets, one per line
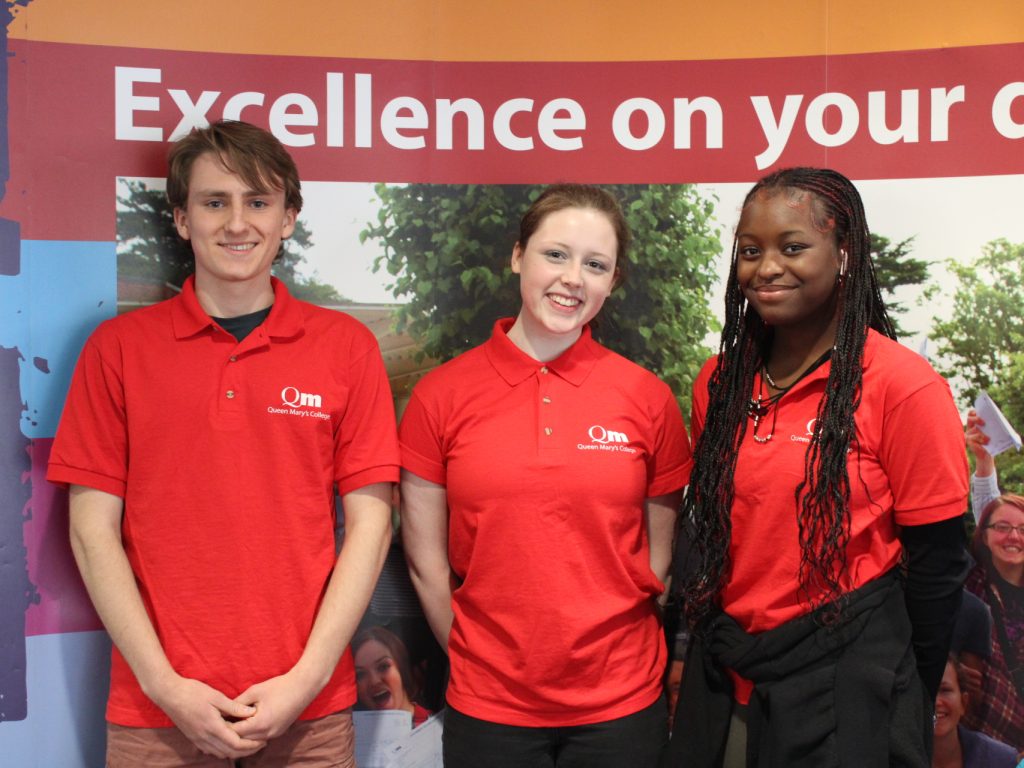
0,631,110,767
0,240,116,438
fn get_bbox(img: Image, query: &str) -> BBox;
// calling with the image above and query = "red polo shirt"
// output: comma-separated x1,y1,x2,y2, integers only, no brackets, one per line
400,319,692,727
691,330,968,700
48,277,399,727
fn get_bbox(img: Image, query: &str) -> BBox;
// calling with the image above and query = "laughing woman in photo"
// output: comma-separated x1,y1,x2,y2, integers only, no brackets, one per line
353,626,433,727
666,168,969,767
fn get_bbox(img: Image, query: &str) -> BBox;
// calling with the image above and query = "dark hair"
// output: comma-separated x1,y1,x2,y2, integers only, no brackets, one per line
945,653,970,696
973,493,1024,564
681,167,896,626
352,626,417,700
518,184,631,285
166,120,303,214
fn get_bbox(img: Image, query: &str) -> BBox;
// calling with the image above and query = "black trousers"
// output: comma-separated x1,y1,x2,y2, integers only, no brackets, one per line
443,695,668,768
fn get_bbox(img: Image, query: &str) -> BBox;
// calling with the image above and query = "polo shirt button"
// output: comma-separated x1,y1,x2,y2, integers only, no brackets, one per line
544,427,553,436
226,390,235,399
542,396,551,404
229,355,237,362
540,366,549,374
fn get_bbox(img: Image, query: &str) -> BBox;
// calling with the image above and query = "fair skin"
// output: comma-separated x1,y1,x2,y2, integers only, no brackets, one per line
400,471,457,649
71,155,392,758
965,408,996,478
402,205,680,649
506,206,618,362
69,486,264,759
931,661,967,768
354,639,414,714
172,152,296,318
983,503,1024,586
735,189,843,386
70,483,391,759
230,483,391,743
646,493,684,589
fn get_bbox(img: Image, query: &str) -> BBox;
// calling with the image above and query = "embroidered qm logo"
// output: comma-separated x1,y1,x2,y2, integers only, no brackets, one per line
281,386,322,409
588,425,630,444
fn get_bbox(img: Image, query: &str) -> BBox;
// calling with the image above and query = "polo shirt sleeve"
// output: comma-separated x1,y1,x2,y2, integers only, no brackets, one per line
334,341,401,495
646,387,692,498
880,376,969,527
398,390,446,486
46,331,129,498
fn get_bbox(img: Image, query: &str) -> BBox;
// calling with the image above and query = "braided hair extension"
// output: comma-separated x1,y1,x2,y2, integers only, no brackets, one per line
680,168,896,627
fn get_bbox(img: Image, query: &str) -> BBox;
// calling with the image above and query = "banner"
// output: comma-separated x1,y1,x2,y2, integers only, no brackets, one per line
2,2,1023,764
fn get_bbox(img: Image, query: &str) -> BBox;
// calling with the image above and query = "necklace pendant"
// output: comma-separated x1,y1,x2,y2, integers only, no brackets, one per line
750,392,775,444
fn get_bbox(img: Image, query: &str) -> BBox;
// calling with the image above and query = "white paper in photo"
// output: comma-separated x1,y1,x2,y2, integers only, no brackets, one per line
354,710,414,768
383,710,444,768
974,392,1023,456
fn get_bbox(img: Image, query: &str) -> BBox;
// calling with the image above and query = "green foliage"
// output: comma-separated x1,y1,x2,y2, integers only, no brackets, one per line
870,234,928,338
928,239,1024,400
363,183,722,414
116,180,346,303
928,239,1024,490
987,352,1024,489
117,180,192,287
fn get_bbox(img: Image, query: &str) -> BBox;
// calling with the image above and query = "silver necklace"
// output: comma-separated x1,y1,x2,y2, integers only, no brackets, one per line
748,376,784,444
762,365,782,389
753,350,834,444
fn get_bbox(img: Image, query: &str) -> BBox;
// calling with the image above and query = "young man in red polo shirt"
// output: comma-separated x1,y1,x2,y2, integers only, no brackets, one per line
48,121,399,767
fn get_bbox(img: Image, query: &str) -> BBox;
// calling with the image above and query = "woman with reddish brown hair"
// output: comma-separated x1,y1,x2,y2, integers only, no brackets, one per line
400,184,692,767
964,494,1024,750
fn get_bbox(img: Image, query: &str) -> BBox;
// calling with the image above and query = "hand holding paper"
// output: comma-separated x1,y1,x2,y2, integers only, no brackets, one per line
973,392,1022,457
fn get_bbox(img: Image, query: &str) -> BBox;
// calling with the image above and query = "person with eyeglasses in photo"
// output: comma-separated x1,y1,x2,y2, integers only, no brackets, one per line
963,408,1024,752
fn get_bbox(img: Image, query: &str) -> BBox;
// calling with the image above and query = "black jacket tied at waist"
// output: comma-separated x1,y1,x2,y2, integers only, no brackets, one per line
663,569,931,768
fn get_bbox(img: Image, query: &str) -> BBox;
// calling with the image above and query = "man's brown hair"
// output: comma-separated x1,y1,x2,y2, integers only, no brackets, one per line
166,120,302,214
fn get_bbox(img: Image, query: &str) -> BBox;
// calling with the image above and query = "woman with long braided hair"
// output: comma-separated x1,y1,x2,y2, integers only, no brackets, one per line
664,168,970,767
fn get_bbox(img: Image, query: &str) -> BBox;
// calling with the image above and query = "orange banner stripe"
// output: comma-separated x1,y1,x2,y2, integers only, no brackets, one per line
9,0,1024,60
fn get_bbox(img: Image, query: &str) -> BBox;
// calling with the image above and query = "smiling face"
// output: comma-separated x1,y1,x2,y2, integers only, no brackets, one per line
507,206,618,360
735,189,843,339
984,503,1024,572
933,660,966,738
354,639,414,714
173,152,296,305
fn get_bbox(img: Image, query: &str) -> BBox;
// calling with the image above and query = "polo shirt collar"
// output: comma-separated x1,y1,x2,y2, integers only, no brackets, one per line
484,318,602,387
170,276,304,341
